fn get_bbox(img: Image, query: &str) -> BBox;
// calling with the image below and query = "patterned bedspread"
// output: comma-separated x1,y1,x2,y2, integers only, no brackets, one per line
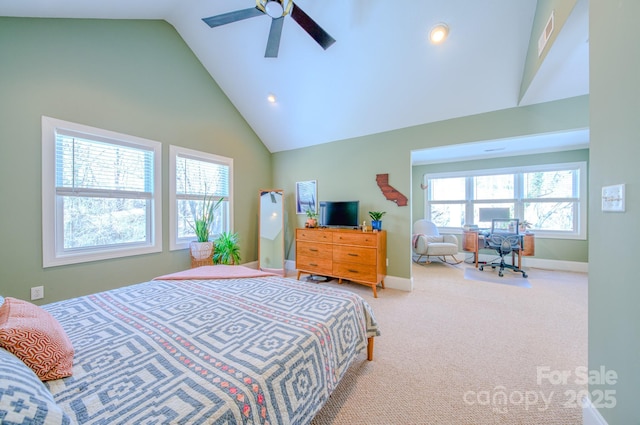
42,276,379,424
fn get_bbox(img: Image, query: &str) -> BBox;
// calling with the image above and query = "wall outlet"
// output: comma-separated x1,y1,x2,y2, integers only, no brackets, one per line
386,258,389,266
30,286,44,300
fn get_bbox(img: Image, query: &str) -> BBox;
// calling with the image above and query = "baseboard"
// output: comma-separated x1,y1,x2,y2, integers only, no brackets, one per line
285,259,296,271
251,258,582,290
243,260,295,271
383,275,412,292
582,396,609,425
243,260,259,269
464,252,588,273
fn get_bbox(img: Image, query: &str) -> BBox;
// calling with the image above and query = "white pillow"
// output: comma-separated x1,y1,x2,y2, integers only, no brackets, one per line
0,347,72,424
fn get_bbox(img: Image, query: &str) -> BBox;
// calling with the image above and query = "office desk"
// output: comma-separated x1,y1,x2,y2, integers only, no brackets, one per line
463,231,535,268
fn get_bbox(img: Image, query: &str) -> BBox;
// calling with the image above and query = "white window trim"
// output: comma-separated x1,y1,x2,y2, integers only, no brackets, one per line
169,145,234,251
424,161,587,240
42,116,162,267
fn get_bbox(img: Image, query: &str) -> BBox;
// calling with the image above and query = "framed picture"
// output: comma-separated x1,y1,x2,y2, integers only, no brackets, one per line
602,184,625,212
296,180,317,214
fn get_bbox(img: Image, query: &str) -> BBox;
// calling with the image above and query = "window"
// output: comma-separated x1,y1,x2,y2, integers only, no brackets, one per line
42,117,162,267
425,162,587,239
170,146,233,250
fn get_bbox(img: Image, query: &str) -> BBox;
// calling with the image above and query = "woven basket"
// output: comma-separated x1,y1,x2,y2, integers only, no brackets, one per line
190,241,214,268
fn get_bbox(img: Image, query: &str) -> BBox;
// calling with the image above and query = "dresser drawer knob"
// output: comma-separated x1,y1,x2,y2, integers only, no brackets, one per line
348,269,359,273
348,253,358,257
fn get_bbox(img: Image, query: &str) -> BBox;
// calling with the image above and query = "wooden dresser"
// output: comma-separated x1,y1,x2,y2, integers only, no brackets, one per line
295,228,387,298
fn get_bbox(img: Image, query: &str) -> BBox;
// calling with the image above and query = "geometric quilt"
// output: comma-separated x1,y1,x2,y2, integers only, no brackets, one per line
41,276,379,424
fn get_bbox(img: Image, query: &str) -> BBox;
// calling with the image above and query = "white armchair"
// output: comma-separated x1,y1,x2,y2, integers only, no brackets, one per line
412,220,461,264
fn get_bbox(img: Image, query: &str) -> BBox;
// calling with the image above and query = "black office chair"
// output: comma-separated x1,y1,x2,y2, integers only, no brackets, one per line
479,218,528,278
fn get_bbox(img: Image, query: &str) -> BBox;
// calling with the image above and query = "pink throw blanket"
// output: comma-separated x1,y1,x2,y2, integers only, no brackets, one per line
412,233,425,249
153,265,277,280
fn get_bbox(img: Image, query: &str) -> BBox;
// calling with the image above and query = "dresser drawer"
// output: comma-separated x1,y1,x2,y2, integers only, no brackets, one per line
333,262,377,283
296,255,332,275
333,245,376,265
297,229,332,243
332,232,378,247
297,241,333,259
295,228,386,298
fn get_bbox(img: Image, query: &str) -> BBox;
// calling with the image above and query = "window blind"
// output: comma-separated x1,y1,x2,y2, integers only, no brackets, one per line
55,132,154,195
175,154,229,198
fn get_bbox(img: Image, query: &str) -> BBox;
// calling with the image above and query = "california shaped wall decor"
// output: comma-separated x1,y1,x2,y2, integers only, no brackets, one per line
376,174,408,206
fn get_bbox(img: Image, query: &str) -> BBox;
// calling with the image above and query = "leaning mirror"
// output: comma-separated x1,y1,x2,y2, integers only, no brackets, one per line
258,189,285,276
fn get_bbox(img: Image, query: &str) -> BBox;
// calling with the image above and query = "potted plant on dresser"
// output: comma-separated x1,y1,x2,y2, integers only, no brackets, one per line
305,210,319,228
189,194,223,266
369,211,386,230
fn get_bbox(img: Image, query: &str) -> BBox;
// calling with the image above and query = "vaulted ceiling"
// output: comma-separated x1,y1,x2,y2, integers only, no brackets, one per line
1,0,589,158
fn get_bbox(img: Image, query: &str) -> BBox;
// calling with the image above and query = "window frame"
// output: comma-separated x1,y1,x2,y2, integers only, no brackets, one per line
424,161,587,240
42,116,162,267
169,145,234,251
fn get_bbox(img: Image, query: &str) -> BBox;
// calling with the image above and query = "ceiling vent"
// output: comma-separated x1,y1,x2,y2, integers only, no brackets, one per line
537,10,555,57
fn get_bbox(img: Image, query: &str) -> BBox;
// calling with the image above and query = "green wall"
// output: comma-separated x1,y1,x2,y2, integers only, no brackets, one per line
0,18,272,303
273,96,589,279
520,0,579,100
2,8,637,422
412,149,589,263
589,1,640,423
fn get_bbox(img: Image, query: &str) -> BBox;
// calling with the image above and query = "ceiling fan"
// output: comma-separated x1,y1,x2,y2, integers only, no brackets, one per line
202,0,336,58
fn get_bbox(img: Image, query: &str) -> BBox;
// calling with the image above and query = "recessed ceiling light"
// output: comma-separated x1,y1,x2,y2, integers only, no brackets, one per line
267,93,277,103
429,23,449,44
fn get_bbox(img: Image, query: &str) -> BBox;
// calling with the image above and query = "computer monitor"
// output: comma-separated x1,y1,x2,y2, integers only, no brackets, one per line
479,207,511,222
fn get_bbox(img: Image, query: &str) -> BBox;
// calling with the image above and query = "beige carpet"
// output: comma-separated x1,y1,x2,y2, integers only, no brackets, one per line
307,262,588,425
464,266,532,288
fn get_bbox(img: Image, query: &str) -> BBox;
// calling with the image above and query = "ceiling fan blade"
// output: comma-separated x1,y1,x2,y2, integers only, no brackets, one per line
265,17,285,58
202,7,263,28
290,3,336,50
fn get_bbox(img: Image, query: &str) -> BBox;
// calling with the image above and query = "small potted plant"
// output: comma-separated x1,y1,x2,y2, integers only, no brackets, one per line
305,209,318,228
213,231,241,265
519,220,532,233
368,211,386,230
189,193,223,261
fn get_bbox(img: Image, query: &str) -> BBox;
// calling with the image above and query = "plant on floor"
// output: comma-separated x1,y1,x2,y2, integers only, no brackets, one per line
213,231,241,265
189,191,224,262
190,192,224,242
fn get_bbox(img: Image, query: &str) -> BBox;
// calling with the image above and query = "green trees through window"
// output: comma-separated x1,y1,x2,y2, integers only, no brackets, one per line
425,162,586,239
42,116,162,267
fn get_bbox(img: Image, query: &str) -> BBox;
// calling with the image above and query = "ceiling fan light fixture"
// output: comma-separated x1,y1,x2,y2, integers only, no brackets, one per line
429,23,449,44
267,93,277,103
265,1,284,18
206,1,331,58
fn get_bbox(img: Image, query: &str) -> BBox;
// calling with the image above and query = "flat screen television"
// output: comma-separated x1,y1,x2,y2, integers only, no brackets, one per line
319,201,359,228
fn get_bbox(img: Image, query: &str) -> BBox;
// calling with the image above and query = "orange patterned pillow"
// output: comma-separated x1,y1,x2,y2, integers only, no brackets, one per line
0,297,74,381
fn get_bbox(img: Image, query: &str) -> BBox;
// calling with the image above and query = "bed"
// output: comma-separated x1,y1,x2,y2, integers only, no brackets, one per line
1,266,379,424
